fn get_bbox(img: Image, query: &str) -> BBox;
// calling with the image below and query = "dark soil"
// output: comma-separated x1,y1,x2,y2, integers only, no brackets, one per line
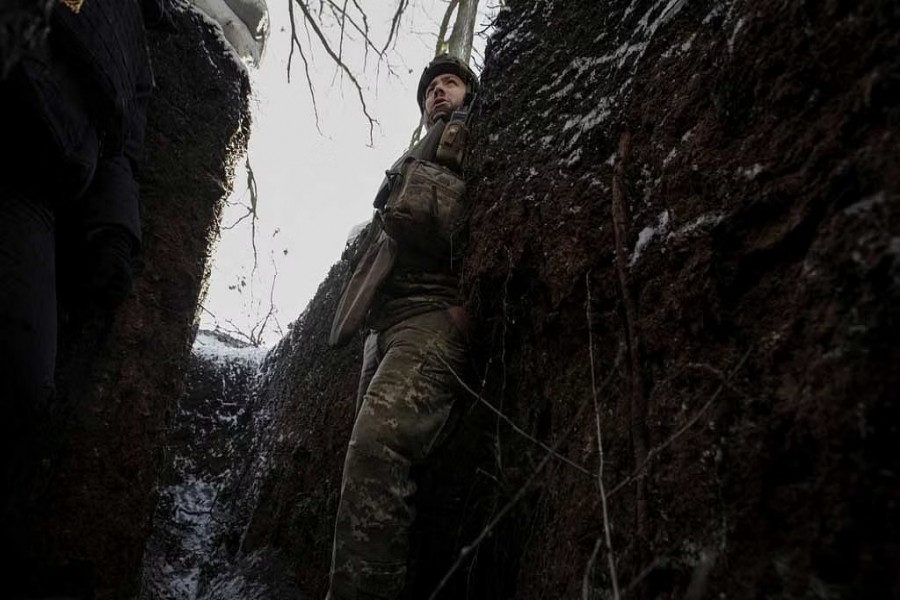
219,1,899,598
458,0,899,598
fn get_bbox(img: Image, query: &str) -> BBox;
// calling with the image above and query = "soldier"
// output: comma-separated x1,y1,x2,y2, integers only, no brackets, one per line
327,54,479,599
0,0,169,523
0,0,171,405
1,1,173,595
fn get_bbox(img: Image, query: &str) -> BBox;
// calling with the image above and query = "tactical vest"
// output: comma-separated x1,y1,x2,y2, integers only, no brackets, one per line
329,115,470,346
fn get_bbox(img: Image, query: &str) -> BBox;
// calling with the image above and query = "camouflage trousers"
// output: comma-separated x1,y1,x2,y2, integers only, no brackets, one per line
328,308,468,600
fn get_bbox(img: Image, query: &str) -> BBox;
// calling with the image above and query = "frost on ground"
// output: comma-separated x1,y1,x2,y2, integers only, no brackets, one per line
192,329,271,365
141,331,274,599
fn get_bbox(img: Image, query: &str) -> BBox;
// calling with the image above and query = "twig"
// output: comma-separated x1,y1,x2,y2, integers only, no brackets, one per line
583,537,603,600
222,318,256,345
620,555,663,597
585,272,620,599
245,157,260,275
607,348,753,499
292,0,378,143
322,0,396,74
337,0,348,70
686,362,751,401
221,205,255,230
429,351,624,599
381,0,410,55
249,253,281,345
349,0,371,67
439,356,596,478
428,444,553,600
287,0,323,134
610,131,650,541
497,246,513,472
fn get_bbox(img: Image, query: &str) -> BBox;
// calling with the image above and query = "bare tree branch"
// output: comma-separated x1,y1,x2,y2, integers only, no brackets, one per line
249,253,281,345
221,204,255,230
428,349,624,600
381,0,410,55
321,0,401,80
287,0,323,134
440,355,598,478
291,0,378,143
610,131,650,542
349,0,371,67
337,0,348,67
585,271,621,600
246,157,260,274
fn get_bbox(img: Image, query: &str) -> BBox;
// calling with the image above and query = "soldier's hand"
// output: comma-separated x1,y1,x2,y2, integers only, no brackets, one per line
0,0,52,81
86,227,135,310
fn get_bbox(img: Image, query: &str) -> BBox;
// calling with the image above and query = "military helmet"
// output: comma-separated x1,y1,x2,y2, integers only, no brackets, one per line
416,54,479,112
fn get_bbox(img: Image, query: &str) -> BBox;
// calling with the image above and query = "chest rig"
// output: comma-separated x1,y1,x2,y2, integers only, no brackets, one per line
379,106,472,253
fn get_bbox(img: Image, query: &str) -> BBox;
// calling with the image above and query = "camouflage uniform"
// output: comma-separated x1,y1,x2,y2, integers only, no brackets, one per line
328,112,470,599
329,308,467,599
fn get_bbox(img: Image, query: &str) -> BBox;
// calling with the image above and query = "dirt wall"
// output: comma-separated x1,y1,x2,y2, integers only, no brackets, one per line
187,1,898,598
460,0,898,597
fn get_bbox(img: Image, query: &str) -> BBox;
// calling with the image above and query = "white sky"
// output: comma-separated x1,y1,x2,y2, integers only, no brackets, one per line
198,1,490,346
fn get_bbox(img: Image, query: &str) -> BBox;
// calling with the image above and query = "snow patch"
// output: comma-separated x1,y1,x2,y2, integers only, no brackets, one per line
639,0,690,40
345,218,371,244
661,32,697,59
564,148,582,167
843,191,886,216
728,17,746,53
550,81,576,100
630,210,671,266
663,147,679,168
667,213,725,240
188,0,269,68
737,163,764,179
562,98,612,149
192,330,271,363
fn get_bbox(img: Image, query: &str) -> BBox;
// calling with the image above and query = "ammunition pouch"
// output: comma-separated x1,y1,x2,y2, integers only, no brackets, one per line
381,157,466,254
434,116,469,172
329,227,398,347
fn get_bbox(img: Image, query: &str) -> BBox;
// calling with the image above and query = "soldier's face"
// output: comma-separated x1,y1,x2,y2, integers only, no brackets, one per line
424,73,467,124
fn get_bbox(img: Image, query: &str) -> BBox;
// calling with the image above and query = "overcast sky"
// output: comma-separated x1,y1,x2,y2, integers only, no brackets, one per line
198,1,491,346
